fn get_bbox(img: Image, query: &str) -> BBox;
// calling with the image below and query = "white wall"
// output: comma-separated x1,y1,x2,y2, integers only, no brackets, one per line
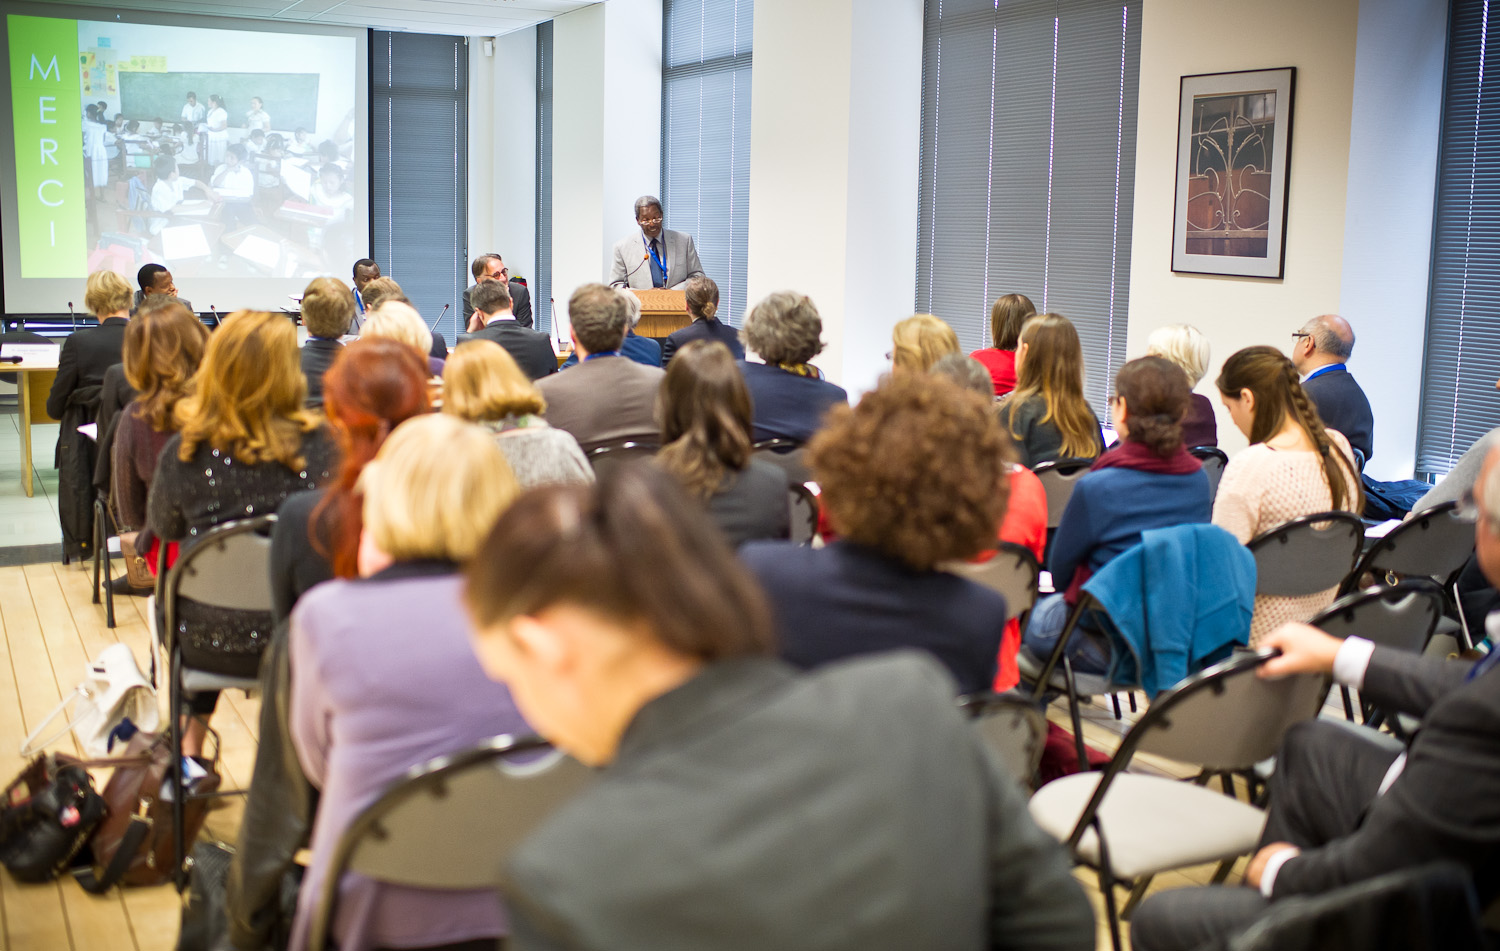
1125,0,1361,459
748,0,923,392
468,28,537,285
601,0,662,278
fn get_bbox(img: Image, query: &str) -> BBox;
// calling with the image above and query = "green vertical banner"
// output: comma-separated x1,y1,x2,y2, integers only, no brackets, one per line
8,15,84,278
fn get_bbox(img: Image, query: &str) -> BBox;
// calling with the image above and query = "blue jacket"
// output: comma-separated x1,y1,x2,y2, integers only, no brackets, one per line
1083,524,1255,697
662,317,744,366
739,361,849,444
1048,466,1213,591
560,331,662,370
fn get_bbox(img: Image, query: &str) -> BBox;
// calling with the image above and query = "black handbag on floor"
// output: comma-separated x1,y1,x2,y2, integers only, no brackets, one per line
0,753,107,882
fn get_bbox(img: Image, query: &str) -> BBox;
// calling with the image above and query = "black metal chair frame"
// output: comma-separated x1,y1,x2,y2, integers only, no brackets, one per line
1309,578,1446,727
91,496,117,628
584,440,660,477
1345,500,1478,647
1188,445,1229,498
752,437,801,453
957,691,1047,790
788,482,820,545
1246,511,1367,597
1022,591,1119,773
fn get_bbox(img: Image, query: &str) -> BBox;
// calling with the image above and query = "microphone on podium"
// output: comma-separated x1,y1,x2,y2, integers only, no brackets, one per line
209,305,219,328
427,302,449,332
67,301,76,332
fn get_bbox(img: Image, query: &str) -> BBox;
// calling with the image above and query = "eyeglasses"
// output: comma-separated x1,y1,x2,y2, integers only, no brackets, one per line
1291,332,1311,340
638,216,664,226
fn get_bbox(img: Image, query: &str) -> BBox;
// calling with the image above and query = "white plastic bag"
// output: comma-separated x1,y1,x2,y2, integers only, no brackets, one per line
20,643,160,758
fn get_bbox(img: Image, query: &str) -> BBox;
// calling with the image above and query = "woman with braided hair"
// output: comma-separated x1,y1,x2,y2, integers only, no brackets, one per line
1214,345,1363,644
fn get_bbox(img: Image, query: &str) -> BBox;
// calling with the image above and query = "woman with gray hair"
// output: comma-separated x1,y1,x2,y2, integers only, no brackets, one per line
738,291,849,444
560,288,663,369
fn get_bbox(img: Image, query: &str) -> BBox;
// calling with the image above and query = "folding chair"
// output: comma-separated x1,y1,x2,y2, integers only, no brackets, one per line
1309,579,1445,726
1346,501,1478,646
752,438,810,485
156,514,277,889
1018,591,1132,769
1027,649,1327,951
1032,458,1094,530
306,734,595,951
91,496,116,628
788,482,819,545
943,541,1040,629
584,440,659,481
1246,511,1366,598
957,692,1047,790
1188,446,1229,500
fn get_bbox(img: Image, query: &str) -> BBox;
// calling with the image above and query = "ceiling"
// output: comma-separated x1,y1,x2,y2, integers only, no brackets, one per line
53,0,598,37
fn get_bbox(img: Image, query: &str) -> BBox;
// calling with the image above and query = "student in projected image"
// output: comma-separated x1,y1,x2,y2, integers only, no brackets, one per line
288,127,316,157
211,144,256,231
82,104,112,198
149,154,218,236
246,96,272,134
204,94,230,166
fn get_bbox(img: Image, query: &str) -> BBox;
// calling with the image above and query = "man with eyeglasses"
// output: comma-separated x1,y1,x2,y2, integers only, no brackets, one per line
1290,314,1374,466
462,252,534,329
608,195,705,291
1130,445,1500,950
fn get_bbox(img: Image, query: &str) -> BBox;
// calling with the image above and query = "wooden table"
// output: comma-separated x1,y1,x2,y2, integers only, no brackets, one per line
9,353,60,498
631,288,690,338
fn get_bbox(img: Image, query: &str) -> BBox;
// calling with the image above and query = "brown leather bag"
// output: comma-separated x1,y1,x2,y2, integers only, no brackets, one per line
117,532,154,590
75,729,221,892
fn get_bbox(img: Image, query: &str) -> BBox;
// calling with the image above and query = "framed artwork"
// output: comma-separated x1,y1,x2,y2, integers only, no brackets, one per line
1172,67,1295,278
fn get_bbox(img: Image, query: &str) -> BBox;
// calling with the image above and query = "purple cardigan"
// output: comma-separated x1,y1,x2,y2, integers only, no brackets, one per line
288,563,529,951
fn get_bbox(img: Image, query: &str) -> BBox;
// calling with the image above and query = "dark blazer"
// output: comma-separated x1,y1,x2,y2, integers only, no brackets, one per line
300,338,343,409
270,489,335,625
536,356,664,452
47,316,128,419
93,364,138,496
503,653,1095,951
461,280,533,328
705,458,790,547
661,317,744,367
1182,393,1218,448
1302,366,1374,463
1271,646,1500,905
740,539,1008,695
738,360,848,444
470,319,558,381
560,331,661,370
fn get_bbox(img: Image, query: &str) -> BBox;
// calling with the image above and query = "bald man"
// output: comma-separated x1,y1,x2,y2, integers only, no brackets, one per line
1291,313,1374,464
1130,445,1500,950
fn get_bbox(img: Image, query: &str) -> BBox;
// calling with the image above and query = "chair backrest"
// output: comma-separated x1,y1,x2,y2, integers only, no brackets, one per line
584,440,659,481
1246,511,1365,596
1032,458,1094,529
1355,500,1476,589
754,439,811,485
1188,446,1229,499
942,542,1039,626
1310,579,1446,655
308,734,594,951
788,482,819,545
161,515,277,651
958,693,1047,788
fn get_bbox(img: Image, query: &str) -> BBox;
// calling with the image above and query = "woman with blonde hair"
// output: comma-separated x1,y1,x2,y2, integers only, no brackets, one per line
1000,313,1103,467
662,275,742,366
890,313,960,375
363,299,443,375
1214,346,1363,644
47,269,134,420
1147,323,1217,447
443,339,592,488
970,293,1036,397
145,309,336,752
289,414,528,951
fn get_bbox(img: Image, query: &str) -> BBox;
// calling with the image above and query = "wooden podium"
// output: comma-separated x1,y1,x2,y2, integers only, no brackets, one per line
632,289,690,339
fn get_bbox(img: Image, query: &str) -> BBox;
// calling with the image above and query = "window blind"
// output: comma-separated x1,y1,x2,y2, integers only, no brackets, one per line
916,0,1140,416
371,31,468,345
662,0,753,325
535,21,555,334
1416,0,1500,476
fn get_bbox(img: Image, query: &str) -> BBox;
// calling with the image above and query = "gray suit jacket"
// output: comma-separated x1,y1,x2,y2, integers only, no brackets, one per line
609,228,705,290
535,356,664,453
503,653,1094,951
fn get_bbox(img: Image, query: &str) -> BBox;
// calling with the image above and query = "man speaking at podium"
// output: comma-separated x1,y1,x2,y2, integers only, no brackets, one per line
609,195,705,290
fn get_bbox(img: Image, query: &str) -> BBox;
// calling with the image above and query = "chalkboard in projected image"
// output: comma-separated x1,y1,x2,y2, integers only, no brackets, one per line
120,72,320,131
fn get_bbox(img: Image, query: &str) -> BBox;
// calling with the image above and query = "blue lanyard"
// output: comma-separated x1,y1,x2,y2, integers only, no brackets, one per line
1304,363,1345,382
584,350,621,362
643,233,668,285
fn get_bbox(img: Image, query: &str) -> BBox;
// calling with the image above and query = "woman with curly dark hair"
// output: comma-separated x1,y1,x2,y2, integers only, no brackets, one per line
739,373,1011,693
1020,355,1213,674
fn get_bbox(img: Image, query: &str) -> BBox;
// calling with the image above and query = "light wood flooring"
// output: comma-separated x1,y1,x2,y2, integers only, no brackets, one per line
0,557,1239,951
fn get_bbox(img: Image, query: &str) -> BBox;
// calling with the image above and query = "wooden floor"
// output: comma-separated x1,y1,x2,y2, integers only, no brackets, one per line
0,557,1242,951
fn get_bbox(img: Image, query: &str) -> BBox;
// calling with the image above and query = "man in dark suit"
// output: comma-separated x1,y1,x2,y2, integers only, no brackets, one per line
460,253,533,328
537,283,665,452
468,280,556,382
1130,445,1500,951
1292,314,1374,464
133,263,192,313
298,277,354,409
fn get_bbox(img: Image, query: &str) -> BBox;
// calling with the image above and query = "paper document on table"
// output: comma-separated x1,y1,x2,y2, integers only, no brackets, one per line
1364,519,1403,539
3,344,59,360
161,224,212,260
172,200,214,217
234,233,281,270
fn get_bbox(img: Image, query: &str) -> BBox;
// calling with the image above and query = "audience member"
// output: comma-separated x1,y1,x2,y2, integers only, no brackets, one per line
466,279,557,381
1129,445,1500,951
351,258,380,316
289,415,527,951
298,277,354,409
464,465,1095,950
661,275,743,366
561,289,662,369
270,338,432,623
999,313,1104,467
363,300,443,376
1147,323,1217,448
656,341,790,546
357,276,406,311
890,313,960,375
537,284,665,452
48,269,132,420
931,352,1048,691
738,291,848,445
1020,356,1212,675
443,340,592,489
741,374,1010,694
970,293,1037,397
145,310,336,755
461,252,534,328
1213,346,1362,645
1292,313,1375,464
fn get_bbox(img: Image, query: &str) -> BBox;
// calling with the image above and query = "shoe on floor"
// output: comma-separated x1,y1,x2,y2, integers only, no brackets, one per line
108,575,152,597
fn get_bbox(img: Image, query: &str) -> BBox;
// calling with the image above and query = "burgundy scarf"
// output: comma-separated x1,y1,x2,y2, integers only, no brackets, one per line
1089,439,1201,475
